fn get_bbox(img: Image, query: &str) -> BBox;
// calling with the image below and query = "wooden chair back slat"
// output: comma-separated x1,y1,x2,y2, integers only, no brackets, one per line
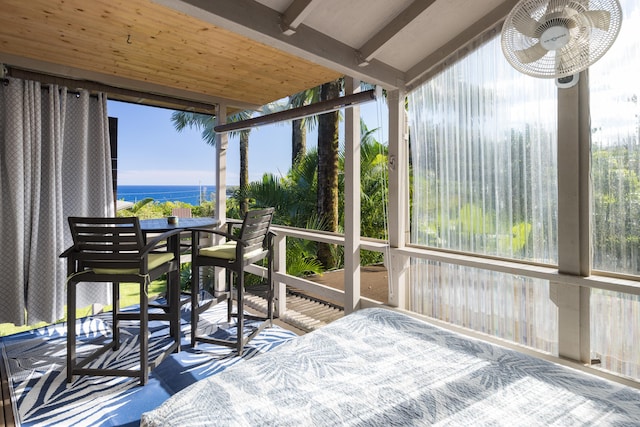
68,217,146,265
239,208,274,253
171,208,192,218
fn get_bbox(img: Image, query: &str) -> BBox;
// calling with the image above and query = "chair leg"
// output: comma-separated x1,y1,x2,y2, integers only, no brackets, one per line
191,262,200,347
67,281,77,383
267,250,274,325
113,282,120,350
139,280,149,385
226,268,233,323
168,268,181,352
236,271,244,356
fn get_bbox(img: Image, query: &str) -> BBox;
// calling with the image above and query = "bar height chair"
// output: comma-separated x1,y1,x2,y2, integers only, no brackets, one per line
61,216,183,385
189,207,275,355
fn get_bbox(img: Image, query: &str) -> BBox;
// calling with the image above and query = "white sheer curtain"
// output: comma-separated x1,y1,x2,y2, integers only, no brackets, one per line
588,0,640,379
0,77,113,325
408,37,558,263
590,0,640,276
407,35,559,353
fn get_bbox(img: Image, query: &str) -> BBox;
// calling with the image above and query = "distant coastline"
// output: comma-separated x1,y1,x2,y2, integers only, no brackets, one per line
117,185,220,206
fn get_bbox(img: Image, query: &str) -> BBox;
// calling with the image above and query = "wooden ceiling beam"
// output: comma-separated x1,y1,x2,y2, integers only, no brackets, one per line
357,0,438,67
404,0,519,89
280,0,320,36
153,0,406,90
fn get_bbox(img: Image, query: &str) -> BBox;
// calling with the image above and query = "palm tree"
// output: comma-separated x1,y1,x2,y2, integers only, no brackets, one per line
316,79,342,269
244,154,324,277
237,129,250,215
288,89,320,164
246,120,391,271
247,150,319,227
171,110,252,215
345,119,388,239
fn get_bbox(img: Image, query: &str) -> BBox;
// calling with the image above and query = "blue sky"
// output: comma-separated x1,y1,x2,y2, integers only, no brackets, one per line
107,98,388,186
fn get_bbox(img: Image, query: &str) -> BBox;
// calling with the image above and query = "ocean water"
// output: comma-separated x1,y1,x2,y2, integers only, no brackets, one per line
117,185,216,206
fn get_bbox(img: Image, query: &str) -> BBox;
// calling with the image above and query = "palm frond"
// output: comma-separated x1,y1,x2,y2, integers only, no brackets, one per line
132,198,154,212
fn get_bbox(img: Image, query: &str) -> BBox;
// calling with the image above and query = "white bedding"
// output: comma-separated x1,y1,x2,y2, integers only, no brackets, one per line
141,307,640,426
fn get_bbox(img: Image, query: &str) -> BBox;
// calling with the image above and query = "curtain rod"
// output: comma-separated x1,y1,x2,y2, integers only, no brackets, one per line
214,89,377,133
5,66,216,114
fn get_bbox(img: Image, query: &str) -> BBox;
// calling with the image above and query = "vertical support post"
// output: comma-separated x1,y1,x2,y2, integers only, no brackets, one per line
344,77,361,314
387,88,410,309
215,103,228,225
214,104,228,294
273,233,287,317
554,72,591,363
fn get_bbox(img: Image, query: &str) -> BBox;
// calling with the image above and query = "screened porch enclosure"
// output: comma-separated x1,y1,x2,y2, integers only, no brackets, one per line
405,0,640,382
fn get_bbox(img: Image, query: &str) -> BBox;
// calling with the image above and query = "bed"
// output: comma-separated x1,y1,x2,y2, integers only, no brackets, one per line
141,307,640,426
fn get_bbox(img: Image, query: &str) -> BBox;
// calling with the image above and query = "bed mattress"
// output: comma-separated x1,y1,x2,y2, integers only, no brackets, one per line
142,307,640,426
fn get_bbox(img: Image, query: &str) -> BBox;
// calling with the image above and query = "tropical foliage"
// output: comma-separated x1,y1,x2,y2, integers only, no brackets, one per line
243,119,389,271
117,200,215,219
316,80,342,269
592,145,640,273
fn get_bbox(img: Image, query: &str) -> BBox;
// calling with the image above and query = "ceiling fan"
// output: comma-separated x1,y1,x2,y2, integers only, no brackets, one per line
501,0,623,81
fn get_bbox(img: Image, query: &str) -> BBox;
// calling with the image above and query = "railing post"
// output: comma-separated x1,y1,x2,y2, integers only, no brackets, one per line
343,76,361,314
387,88,410,310
555,71,592,364
273,233,287,316
214,104,228,294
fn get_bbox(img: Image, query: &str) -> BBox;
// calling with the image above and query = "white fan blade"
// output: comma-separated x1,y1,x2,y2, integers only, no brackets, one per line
577,10,611,31
515,42,548,64
513,13,543,38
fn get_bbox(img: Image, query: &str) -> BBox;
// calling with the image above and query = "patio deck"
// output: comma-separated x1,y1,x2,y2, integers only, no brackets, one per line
1,302,302,426
1,349,12,427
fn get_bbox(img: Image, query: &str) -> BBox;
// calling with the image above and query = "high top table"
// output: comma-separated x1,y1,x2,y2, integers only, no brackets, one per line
140,217,219,258
140,217,219,234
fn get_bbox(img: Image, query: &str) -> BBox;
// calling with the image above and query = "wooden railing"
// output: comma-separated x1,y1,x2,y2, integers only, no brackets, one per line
239,224,388,315
245,223,640,310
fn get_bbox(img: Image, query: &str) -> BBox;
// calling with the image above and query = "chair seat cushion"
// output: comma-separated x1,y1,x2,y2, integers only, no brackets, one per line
199,241,264,260
93,252,175,275
200,241,237,260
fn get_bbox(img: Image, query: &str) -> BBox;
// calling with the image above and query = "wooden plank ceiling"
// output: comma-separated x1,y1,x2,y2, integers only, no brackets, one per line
0,0,519,114
0,0,342,112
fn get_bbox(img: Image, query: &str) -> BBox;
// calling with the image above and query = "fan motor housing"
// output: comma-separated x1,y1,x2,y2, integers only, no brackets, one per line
540,26,571,50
